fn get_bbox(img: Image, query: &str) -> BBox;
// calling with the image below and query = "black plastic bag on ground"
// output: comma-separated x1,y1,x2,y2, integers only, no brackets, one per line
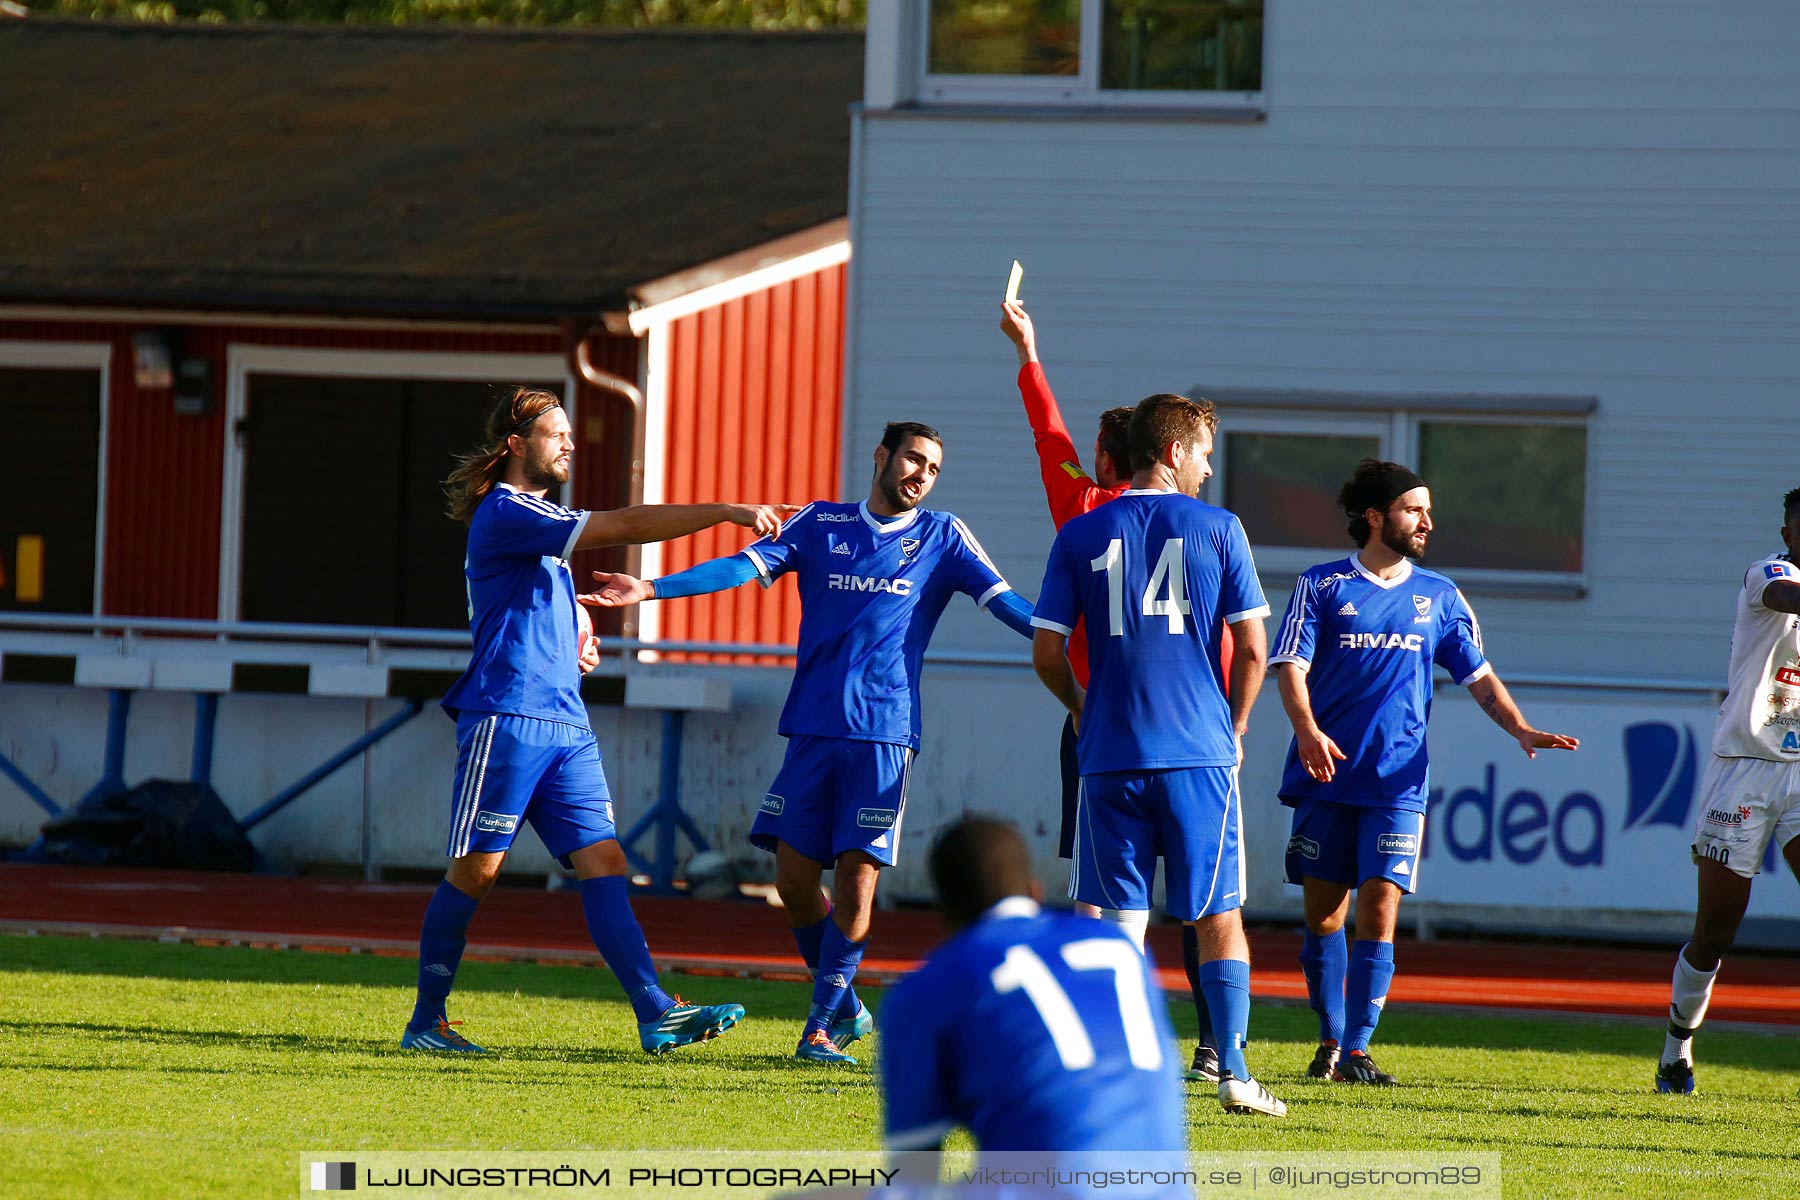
39,779,256,872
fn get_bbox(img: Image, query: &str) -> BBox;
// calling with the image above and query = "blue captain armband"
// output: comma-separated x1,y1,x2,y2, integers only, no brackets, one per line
985,588,1036,639
651,554,762,600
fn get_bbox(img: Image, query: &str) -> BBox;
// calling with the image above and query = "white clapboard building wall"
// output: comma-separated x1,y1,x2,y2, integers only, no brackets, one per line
841,1,1800,937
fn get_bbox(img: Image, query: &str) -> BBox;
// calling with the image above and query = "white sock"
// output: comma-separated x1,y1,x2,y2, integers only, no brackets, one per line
1099,908,1149,952
1664,944,1718,1063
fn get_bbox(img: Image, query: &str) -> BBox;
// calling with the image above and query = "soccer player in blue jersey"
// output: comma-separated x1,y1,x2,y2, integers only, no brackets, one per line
1270,458,1579,1085
403,386,790,1055
881,816,1188,1186
585,421,1036,1066
1030,393,1286,1117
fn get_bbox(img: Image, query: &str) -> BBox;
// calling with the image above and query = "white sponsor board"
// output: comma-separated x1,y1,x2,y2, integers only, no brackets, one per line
1420,694,1800,918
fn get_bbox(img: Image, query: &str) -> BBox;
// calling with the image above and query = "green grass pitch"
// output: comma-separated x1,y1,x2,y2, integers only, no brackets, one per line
3,934,1796,1198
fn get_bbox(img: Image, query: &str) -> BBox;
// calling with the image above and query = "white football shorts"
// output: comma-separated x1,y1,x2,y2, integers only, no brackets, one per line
1689,755,1800,879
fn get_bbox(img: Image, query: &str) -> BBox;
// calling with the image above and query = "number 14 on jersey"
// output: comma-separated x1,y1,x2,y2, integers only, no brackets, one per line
1091,538,1190,635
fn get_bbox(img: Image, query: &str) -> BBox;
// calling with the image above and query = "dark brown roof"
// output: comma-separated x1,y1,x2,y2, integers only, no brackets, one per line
0,19,861,319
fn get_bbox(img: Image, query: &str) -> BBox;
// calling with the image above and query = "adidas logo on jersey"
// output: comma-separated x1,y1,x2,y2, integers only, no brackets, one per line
1338,602,1358,616
831,542,852,556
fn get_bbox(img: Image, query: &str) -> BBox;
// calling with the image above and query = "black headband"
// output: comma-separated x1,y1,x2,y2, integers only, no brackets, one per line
1377,466,1426,507
1349,465,1427,515
504,408,546,439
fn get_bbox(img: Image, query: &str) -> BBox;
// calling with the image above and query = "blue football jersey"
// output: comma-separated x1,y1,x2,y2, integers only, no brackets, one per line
741,500,1012,750
440,485,590,726
1032,490,1269,774
881,898,1186,1154
1270,556,1489,811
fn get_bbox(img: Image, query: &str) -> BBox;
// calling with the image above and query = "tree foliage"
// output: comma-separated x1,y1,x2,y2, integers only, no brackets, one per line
21,0,865,28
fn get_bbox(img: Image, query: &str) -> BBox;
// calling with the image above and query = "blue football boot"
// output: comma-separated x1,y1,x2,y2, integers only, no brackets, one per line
829,1001,875,1049
401,1018,488,1053
795,1028,857,1065
1655,1058,1696,1095
639,997,744,1055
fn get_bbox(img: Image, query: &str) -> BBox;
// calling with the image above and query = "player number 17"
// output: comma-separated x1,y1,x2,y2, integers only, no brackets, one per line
990,939,1164,1071
1091,537,1190,635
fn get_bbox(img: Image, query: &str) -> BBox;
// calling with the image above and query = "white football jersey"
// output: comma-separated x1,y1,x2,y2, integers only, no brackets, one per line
1711,553,1800,760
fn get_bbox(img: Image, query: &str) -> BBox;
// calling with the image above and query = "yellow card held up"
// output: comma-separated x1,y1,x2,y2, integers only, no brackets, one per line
1004,260,1023,303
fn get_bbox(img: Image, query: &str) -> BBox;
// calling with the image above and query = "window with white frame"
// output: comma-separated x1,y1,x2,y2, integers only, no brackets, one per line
921,0,1264,108
1204,395,1593,592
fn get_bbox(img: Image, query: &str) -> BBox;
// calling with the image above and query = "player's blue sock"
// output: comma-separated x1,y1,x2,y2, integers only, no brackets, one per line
1180,924,1215,1049
579,876,675,1023
804,921,866,1039
1343,939,1396,1053
793,915,864,1020
1299,927,1347,1044
1197,958,1252,1081
409,879,481,1033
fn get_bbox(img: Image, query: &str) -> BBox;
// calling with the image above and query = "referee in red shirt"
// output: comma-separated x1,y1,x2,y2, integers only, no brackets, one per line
1001,300,1227,1084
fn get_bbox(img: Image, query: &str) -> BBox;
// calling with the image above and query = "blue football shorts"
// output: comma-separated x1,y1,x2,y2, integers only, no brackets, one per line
1283,797,1425,894
751,734,913,868
1071,765,1243,922
447,712,615,867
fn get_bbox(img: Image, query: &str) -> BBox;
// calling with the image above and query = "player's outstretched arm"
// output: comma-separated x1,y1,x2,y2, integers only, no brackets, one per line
985,589,1037,639
580,554,764,609
1466,673,1580,758
1277,663,1347,783
1031,628,1085,730
574,502,796,551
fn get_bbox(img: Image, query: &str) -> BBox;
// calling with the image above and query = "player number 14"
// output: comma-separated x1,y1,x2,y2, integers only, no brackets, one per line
1090,538,1190,635
989,940,1164,1071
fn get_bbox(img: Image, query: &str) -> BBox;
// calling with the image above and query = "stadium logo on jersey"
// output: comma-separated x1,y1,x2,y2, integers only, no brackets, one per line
1376,832,1418,856
814,511,858,523
857,808,897,829
829,573,914,596
1287,835,1320,860
1337,601,1358,616
1338,632,1425,652
900,537,920,562
1413,595,1432,618
761,793,785,815
473,811,518,834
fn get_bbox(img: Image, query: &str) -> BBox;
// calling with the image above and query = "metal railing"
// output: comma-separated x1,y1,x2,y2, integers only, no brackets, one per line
0,613,1032,671
0,613,1727,688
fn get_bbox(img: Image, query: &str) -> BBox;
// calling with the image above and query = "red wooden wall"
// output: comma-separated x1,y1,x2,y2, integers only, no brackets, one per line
653,261,846,657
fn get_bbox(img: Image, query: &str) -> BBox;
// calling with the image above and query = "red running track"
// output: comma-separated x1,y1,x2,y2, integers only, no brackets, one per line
1,864,1794,1026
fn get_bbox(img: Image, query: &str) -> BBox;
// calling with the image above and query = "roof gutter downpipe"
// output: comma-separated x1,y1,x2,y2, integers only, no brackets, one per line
563,319,647,505
563,319,649,646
